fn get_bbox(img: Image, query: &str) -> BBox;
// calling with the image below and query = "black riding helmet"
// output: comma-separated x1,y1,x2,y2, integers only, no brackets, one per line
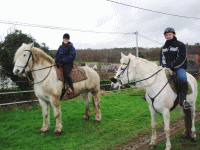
164,27,175,35
63,33,70,39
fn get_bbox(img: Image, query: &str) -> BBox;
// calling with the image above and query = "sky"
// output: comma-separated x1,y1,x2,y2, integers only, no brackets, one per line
0,0,199,50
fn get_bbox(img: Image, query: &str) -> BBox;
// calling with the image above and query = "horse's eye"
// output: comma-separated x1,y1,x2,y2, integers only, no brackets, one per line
24,54,26,57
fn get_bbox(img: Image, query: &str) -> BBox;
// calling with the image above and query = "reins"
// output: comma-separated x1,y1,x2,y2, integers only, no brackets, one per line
26,65,54,84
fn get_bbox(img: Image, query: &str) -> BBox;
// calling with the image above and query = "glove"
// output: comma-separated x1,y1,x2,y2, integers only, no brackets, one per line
166,63,173,69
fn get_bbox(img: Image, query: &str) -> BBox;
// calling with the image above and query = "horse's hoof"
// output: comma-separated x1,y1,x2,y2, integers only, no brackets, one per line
94,120,101,123
191,137,197,142
53,131,62,136
149,145,156,149
39,129,49,135
83,116,90,122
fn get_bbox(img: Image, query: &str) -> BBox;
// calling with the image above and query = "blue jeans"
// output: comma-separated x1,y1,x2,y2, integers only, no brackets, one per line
174,68,187,82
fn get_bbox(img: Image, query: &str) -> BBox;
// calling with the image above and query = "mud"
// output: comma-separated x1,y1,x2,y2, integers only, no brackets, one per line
111,111,200,150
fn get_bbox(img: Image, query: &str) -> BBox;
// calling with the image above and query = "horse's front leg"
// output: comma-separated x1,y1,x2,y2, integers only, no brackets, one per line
39,99,50,134
163,109,171,150
50,96,62,136
149,105,157,148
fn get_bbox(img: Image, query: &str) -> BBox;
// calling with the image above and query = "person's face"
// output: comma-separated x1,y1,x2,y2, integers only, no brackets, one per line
63,38,69,44
165,32,175,40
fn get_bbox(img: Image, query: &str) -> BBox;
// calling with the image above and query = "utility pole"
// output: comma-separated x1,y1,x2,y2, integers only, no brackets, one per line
135,31,138,57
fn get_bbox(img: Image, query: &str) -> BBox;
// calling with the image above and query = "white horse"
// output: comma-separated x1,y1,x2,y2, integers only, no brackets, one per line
13,43,101,136
111,53,197,150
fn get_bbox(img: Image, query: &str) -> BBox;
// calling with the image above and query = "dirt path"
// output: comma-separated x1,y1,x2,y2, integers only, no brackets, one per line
112,111,200,150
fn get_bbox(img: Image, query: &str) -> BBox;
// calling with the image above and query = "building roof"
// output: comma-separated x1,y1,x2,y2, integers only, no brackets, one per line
101,65,116,69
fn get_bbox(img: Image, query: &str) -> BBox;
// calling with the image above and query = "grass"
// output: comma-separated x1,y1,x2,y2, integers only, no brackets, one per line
0,81,200,150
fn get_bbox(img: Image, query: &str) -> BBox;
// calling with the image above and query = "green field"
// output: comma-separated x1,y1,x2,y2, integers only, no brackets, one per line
0,81,200,150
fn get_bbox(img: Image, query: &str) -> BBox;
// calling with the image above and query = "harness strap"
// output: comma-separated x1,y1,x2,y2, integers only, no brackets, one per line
147,81,169,113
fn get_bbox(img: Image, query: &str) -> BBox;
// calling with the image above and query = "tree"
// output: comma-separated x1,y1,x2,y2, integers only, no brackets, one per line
0,29,53,90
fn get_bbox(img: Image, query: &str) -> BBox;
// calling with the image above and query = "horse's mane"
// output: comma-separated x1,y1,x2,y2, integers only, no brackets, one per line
128,53,158,67
14,43,55,65
31,47,55,64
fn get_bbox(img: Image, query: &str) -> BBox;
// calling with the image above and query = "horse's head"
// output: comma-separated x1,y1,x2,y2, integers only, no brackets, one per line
13,43,34,76
111,52,137,89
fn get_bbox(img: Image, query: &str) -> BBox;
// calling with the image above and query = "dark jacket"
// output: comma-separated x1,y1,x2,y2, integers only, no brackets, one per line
160,36,187,70
54,42,76,67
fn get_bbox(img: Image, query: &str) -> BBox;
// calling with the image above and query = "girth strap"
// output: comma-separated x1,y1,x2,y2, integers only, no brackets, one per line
148,81,169,113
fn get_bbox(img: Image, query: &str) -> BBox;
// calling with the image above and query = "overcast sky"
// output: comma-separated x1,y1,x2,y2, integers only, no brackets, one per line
0,0,199,50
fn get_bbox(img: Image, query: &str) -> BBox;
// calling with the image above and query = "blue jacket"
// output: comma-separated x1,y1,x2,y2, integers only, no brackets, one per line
160,37,187,70
54,42,76,65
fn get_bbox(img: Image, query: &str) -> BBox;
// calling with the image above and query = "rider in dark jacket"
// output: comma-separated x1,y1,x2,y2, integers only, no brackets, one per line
160,27,190,109
54,33,76,94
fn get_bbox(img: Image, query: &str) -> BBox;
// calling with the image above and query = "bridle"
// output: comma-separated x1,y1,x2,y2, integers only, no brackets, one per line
14,50,55,84
117,60,131,83
114,59,163,86
15,50,34,74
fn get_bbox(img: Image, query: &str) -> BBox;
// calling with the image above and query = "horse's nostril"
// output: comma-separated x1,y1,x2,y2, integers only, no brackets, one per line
14,69,20,74
111,77,117,83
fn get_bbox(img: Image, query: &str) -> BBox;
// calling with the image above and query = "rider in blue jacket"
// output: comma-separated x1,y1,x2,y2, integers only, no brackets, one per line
160,27,191,109
54,33,76,95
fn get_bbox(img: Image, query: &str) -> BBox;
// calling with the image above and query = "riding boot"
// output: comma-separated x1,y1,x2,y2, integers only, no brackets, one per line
179,82,191,109
66,76,75,95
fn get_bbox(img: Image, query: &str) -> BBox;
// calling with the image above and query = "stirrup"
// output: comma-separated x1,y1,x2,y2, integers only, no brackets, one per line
183,100,191,109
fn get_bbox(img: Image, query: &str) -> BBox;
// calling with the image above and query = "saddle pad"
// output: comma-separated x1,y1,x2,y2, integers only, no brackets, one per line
55,66,88,83
165,69,192,95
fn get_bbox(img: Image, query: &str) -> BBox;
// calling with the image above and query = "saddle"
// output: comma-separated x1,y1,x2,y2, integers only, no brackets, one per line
165,69,192,95
55,64,88,84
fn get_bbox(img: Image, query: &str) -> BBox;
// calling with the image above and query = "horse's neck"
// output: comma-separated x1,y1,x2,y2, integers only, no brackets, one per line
31,59,53,83
135,60,162,88
135,60,167,95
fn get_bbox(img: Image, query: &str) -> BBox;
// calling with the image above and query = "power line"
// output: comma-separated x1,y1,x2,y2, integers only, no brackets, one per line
106,0,200,20
0,20,133,35
138,34,163,45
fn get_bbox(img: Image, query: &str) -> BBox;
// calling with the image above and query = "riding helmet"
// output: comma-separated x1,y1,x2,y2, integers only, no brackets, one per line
164,27,175,35
63,33,70,39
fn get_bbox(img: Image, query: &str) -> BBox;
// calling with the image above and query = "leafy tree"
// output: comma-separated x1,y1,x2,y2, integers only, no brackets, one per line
0,29,53,90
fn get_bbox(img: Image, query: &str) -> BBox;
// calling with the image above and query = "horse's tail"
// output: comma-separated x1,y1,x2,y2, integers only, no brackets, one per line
92,95,96,113
183,108,192,137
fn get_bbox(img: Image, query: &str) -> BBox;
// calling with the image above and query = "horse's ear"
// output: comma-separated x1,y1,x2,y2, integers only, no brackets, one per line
121,52,125,58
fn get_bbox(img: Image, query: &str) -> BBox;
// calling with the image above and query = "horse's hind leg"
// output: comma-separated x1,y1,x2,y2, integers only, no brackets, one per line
180,106,196,141
50,96,62,136
82,92,90,122
190,105,197,141
149,105,157,148
39,99,50,134
92,91,101,123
